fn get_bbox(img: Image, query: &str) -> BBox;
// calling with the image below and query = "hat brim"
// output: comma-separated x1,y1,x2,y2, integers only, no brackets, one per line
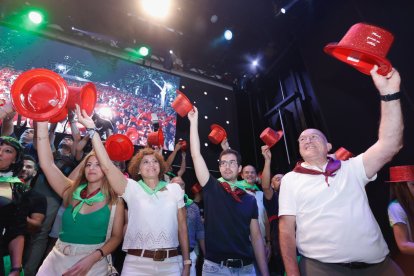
11,69,68,121
324,43,392,76
105,134,134,161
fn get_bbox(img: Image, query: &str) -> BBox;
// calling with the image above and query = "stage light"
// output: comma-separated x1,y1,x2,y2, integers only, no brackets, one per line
28,10,44,24
281,8,286,14
138,46,151,57
252,60,259,67
169,50,173,54
141,0,171,19
224,30,233,41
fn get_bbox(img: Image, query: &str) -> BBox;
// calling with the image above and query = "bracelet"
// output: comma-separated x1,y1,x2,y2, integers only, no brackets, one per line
10,266,23,272
86,127,97,139
183,259,192,266
380,91,401,101
96,248,104,260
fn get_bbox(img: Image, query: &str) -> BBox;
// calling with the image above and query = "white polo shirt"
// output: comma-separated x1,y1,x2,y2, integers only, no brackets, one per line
279,154,389,263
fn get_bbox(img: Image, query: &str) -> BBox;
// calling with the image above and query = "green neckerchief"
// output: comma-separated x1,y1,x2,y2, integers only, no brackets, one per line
0,175,30,194
184,194,193,207
237,179,260,191
217,177,250,192
72,183,105,221
166,171,176,177
0,176,25,184
138,180,168,198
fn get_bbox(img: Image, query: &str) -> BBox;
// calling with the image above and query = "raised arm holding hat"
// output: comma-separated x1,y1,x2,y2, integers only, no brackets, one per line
279,65,404,276
188,106,269,276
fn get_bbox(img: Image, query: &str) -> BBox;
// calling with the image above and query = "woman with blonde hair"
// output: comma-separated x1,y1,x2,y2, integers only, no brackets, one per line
73,106,190,275
35,111,124,276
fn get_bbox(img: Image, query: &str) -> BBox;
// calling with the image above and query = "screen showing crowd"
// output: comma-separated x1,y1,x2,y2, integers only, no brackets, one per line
0,24,180,151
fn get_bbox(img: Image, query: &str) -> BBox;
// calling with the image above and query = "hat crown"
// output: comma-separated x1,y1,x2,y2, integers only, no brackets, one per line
339,23,394,57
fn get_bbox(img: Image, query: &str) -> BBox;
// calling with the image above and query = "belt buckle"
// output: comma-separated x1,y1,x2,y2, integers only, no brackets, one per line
153,249,166,261
62,245,72,256
225,259,243,268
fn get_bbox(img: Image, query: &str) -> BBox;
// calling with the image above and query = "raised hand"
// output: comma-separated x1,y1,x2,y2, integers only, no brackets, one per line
370,65,401,95
261,145,271,161
75,104,95,129
187,106,198,123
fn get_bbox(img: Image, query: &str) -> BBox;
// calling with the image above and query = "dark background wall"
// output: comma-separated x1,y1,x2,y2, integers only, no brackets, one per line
236,0,414,253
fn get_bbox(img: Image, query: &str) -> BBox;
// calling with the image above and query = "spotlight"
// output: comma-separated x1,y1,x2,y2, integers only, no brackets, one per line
169,50,173,54
138,46,151,57
141,0,171,19
28,11,43,24
224,30,233,41
281,8,286,14
252,60,259,67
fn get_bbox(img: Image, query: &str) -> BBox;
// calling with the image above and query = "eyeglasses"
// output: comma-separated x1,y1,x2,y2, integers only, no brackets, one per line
298,134,323,144
219,160,238,168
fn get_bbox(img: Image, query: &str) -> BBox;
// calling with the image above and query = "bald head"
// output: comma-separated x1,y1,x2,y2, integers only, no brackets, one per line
298,128,332,164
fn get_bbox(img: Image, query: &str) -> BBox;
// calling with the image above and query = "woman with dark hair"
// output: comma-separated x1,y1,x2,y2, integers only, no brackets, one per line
0,136,27,276
74,106,190,275
35,117,124,276
388,165,414,275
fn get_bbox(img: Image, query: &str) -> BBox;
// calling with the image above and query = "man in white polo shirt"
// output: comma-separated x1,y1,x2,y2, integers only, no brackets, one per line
279,65,404,276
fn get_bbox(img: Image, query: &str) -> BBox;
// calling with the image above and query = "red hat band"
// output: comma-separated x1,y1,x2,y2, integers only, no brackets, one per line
324,23,394,76
260,127,283,148
388,165,414,183
105,134,134,161
171,91,193,117
208,124,227,145
11,68,69,121
334,147,354,161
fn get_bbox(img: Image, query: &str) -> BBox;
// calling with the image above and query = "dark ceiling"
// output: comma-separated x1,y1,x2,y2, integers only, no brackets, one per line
0,0,315,85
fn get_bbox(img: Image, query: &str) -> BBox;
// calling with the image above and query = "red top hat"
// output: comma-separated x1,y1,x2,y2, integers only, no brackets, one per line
208,124,227,145
67,82,97,115
11,68,69,121
171,91,193,117
105,134,134,161
125,128,139,142
324,23,394,76
387,165,414,183
147,128,164,147
334,147,354,161
191,183,202,194
179,140,187,151
260,127,283,148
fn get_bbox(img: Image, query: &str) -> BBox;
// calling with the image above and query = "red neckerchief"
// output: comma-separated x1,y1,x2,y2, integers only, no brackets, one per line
293,158,341,187
220,182,246,203
74,186,101,208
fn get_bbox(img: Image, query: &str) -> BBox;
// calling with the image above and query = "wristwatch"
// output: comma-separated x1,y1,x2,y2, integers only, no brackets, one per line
183,259,192,266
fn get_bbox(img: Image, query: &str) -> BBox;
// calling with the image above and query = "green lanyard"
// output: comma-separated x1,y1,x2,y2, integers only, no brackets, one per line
72,183,105,221
138,180,168,198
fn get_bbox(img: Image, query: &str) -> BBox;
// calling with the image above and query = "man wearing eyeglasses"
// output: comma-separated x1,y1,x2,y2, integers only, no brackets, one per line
279,65,404,276
188,106,269,276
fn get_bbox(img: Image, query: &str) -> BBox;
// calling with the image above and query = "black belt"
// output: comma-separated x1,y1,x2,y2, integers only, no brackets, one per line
334,261,377,269
210,258,253,268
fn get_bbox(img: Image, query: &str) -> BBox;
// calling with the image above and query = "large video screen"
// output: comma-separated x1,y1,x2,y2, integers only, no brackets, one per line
0,24,180,150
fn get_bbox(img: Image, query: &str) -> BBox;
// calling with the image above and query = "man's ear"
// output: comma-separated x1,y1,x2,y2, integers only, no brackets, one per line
238,165,242,174
327,143,332,152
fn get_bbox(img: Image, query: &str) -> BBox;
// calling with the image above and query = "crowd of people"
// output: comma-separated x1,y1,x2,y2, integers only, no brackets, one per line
0,61,412,276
